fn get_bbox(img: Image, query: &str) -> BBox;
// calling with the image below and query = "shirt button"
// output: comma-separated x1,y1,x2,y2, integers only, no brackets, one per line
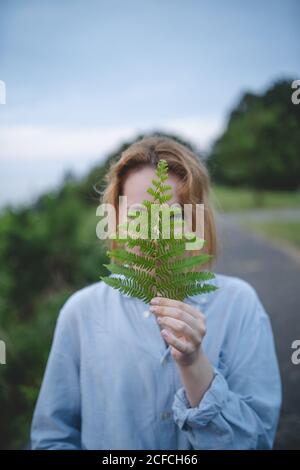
160,411,172,420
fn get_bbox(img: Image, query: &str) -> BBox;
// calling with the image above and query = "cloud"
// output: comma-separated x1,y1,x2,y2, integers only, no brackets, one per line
0,116,223,163
158,115,224,151
0,125,135,161
0,117,224,207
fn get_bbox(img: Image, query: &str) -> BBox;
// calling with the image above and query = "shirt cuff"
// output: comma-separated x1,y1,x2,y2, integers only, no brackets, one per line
172,367,229,431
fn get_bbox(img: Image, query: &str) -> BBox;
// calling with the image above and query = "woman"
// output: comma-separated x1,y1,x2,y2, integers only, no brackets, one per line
31,136,282,450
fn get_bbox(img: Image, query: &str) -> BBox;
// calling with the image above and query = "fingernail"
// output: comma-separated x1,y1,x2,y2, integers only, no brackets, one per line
150,298,159,305
161,329,168,337
149,306,157,312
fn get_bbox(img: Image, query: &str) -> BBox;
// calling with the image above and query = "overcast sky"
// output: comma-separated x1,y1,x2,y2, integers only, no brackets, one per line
0,0,299,207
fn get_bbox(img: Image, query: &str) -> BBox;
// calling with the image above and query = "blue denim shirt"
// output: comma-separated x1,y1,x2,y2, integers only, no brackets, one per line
31,273,282,450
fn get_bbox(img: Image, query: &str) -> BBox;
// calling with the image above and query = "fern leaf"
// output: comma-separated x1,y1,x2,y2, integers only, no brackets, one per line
166,254,212,273
101,158,218,305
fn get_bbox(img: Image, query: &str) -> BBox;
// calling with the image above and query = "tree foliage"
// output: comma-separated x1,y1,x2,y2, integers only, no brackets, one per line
208,79,300,191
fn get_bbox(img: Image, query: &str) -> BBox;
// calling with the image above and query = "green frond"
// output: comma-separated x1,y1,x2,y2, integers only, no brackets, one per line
103,264,156,291
106,249,156,271
160,194,172,203
155,241,186,261
125,238,159,256
157,270,215,285
101,158,217,305
142,199,152,210
100,275,154,303
157,281,217,301
151,179,161,189
162,254,212,274
147,187,159,199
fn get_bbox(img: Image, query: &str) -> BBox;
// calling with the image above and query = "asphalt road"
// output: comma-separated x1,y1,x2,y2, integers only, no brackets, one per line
215,213,300,450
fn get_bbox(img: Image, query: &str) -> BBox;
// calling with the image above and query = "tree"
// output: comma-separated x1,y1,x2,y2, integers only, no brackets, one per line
208,79,300,191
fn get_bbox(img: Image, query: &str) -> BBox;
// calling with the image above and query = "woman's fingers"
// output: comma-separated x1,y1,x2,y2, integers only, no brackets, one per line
149,297,205,328
149,297,207,365
150,297,204,320
161,329,193,355
157,316,200,345
149,304,198,330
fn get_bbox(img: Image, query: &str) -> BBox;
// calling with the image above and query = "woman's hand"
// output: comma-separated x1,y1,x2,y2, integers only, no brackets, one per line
149,296,214,407
149,297,206,367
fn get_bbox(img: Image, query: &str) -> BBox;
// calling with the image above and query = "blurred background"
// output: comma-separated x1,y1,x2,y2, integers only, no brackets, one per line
0,0,299,449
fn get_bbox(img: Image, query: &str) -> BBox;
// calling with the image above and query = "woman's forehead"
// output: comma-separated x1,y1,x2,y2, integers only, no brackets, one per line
122,166,180,206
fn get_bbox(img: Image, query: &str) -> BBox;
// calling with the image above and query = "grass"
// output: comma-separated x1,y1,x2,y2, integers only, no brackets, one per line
244,221,300,251
211,186,300,212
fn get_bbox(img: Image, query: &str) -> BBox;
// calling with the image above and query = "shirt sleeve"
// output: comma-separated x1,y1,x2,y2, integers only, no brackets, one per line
30,299,81,450
172,288,282,450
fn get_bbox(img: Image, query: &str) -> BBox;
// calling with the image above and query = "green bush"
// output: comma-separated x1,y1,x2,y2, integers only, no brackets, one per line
208,79,300,191
0,185,107,448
